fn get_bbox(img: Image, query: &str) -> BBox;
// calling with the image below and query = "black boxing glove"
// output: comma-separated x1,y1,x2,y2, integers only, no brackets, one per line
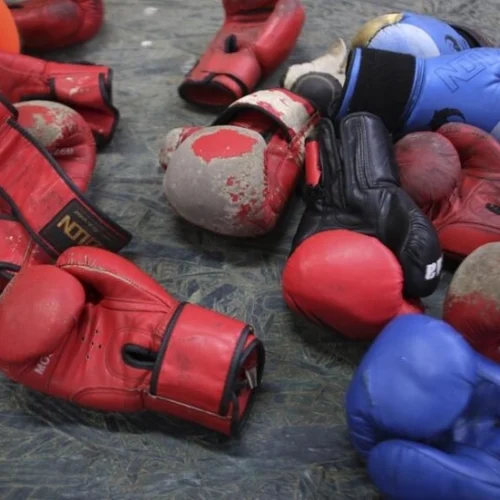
282,112,443,339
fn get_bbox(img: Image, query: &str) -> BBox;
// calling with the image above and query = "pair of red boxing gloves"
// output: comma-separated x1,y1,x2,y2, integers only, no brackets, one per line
0,0,116,148
12,0,306,110
0,0,277,437
4,0,306,145
0,96,265,437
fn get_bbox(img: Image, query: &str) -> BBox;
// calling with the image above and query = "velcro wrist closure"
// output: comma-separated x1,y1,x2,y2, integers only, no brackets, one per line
341,48,416,132
44,63,109,107
148,303,265,436
213,88,317,143
178,49,262,107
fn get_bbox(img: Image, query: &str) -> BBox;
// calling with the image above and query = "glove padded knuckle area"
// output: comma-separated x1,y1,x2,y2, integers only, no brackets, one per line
165,126,269,237
283,230,408,339
0,265,85,363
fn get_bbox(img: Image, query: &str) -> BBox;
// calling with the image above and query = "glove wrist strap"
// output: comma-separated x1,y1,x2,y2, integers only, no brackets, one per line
452,24,494,48
14,60,118,147
178,50,262,108
147,302,265,436
212,89,317,142
341,48,416,132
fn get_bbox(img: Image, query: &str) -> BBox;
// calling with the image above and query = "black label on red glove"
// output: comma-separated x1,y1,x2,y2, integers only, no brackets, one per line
0,114,131,259
39,199,131,254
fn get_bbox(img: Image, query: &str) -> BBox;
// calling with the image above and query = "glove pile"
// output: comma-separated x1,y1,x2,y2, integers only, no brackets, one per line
2,2,500,497
157,5,500,497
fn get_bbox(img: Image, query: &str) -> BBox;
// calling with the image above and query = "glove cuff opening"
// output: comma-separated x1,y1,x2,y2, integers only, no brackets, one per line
451,24,493,48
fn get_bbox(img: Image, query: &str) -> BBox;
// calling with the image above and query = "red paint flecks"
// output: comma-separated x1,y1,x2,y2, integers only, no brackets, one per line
237,203,252,220
236,198,259,222
226,177,235,186
191,129,258,163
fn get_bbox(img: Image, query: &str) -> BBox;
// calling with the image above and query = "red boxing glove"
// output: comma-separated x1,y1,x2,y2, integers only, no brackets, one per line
8,0,103,52
0,247,265,436
16,100,96,191
178,0,305,108
443,242,500,363
394,123,500,260
0,96,130,287
0,100,96,286
0,51,118,147
161,89,318,237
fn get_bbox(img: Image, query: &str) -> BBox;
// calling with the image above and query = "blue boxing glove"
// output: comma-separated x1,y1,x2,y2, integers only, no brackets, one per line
351,12,491,57
338,47,500,139
346,314,500,499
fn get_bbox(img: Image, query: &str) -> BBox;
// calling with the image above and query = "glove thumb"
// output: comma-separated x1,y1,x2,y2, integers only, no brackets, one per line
368,440,500,500
280,38,347,116
437,122,500,173
281,37,348,89
56,247,173,308
159,126,202,169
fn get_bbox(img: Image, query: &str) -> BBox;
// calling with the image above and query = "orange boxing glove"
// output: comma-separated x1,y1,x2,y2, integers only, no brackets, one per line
0,0,20,53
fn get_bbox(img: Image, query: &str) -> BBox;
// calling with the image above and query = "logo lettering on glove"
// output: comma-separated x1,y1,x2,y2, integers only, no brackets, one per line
435,51,488,92
34,355,53,376
39,199,130,255
57,215,104,248
425,256,443,280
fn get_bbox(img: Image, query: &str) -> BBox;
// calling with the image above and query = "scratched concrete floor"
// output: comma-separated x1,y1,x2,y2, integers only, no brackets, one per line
0,0,496,499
